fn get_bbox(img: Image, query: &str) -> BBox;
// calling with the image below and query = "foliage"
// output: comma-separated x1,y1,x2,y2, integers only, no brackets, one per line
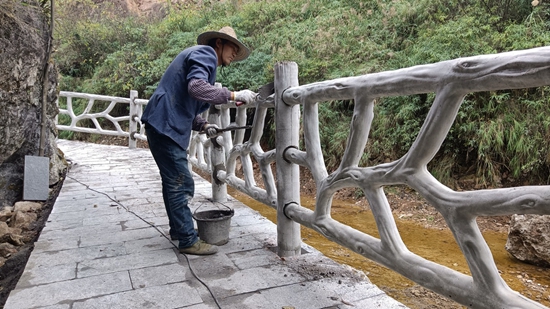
316,101,355,169
54,0,550,187
217,51,273,91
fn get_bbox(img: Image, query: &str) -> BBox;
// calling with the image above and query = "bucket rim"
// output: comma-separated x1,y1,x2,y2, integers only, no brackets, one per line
192,208,234,222
193,203,233,218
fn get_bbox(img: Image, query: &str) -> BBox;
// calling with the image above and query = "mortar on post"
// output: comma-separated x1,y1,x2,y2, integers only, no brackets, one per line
193,204,234,245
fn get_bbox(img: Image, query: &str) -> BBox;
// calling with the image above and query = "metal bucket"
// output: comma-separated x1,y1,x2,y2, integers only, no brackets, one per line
193,206,234,246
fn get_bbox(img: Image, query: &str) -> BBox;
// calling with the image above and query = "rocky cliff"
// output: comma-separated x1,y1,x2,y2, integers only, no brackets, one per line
0,0,66,207
63,0,172,19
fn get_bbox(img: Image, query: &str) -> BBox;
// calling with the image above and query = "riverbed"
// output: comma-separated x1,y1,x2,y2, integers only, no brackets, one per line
229,189,550,308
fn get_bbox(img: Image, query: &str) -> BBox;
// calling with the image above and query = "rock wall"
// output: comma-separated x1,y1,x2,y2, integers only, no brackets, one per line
124,0,168,16
67,0,170,19
0,0,66,207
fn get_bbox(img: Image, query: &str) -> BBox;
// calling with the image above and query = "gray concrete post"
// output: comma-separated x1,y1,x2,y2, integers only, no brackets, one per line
209,83,227,202
129,90,138,149
275,62,302,257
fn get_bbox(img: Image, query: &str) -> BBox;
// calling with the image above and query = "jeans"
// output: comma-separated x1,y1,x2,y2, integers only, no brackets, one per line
146,126,198,248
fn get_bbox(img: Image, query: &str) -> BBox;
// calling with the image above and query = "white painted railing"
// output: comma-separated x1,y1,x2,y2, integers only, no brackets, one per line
279,47,550,309
56,91,148,149
55,46,550,309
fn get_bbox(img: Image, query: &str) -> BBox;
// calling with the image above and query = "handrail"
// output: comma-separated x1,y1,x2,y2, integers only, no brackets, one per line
55,46,550,309
279,47,550,309
56,91,134,140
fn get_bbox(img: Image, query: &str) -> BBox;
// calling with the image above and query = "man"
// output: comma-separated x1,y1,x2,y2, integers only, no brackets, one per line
141,26,257,255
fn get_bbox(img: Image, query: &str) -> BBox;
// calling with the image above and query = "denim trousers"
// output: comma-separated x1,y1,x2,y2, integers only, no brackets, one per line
146,126,198,248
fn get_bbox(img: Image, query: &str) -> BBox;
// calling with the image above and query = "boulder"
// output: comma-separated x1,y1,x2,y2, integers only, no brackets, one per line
0,222,9,236
0,220,23,240
505,214,550,267
64,0,168,19
13,201,42,213
0,234,24,246
7,227,22,237
10,211,37,231
0,243,17,258
0,207,13,222
0,0,66,208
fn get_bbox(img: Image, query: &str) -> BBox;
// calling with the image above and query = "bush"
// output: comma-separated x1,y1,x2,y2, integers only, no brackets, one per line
54,0,550,187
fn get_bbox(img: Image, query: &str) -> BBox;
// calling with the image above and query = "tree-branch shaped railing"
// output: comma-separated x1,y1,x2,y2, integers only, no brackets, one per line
279,46,550,309
56,91,148,149
57,92,132,137
55,89,278,204
216,96,278,207
55,46,550,308
187,86,278,207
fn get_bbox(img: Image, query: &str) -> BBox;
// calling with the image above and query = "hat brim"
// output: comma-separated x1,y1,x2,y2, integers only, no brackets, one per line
197,31,250,62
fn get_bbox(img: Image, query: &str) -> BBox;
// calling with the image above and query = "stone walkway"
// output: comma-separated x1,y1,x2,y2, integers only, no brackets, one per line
5,139,407,309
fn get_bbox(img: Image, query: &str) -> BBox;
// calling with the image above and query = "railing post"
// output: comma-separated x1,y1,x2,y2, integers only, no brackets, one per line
209,83,227,202
129,90,138,149
275,61,302,257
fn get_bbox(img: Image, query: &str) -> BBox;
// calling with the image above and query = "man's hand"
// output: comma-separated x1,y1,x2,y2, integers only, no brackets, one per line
203,124,219,138
234,90,258,105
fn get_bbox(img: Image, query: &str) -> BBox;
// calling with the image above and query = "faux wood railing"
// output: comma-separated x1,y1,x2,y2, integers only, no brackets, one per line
56,46,550,308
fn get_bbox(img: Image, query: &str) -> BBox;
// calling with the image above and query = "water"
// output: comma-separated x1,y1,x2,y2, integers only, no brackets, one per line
229,189,550,308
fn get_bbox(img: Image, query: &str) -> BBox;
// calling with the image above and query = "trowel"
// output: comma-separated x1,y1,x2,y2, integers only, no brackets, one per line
257,81,275,101
233,81,274,106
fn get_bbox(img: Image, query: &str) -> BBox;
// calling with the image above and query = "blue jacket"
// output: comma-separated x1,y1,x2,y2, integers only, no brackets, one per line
142,45,217,150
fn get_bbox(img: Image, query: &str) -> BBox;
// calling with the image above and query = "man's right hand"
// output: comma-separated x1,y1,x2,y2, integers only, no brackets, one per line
203,124,219,138
234,90,258,105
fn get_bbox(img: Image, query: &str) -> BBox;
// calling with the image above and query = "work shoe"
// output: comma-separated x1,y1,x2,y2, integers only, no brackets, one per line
179,240,218,255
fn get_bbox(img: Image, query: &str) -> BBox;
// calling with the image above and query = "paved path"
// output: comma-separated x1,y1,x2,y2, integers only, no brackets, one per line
5,140,407,309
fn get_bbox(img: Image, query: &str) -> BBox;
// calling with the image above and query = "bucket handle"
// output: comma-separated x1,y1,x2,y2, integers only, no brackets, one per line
193,202,234,217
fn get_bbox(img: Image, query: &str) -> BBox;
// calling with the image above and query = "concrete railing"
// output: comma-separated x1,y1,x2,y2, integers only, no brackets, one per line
56,46,550,309
278,47,550,309
56,91,148,149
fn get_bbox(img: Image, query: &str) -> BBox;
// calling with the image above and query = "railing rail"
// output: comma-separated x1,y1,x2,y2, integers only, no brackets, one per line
55,46,550,309
56,91,132,137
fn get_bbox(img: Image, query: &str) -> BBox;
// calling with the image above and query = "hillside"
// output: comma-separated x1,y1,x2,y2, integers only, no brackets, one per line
54,0,550,188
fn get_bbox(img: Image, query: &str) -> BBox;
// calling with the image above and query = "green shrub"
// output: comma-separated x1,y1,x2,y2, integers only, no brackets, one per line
54,0,550,187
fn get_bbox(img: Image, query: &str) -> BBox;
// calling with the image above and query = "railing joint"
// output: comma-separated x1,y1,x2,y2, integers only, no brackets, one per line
282,201,299,220
281,86,293,106
282,145,299,164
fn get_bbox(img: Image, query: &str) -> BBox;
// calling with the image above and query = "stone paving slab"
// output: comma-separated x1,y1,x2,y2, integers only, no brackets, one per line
5,140,408,309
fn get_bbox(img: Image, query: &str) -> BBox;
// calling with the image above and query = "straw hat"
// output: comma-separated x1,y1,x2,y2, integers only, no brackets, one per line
197,26,250,62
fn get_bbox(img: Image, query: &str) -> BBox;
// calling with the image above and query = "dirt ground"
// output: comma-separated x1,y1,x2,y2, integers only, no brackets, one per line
0,137,547,309
0,174,64,308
